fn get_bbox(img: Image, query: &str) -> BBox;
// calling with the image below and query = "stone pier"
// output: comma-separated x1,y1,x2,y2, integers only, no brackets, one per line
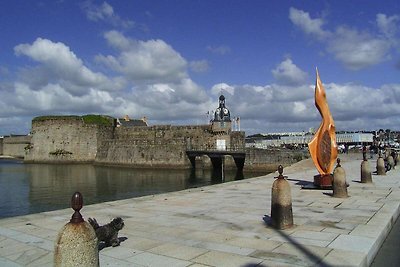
0,153,399,266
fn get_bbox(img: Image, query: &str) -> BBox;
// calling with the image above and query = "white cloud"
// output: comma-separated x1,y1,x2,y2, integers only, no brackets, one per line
272,58,308,85
376,13,399,38
81,1,134,29
14,38,122,94
0,33,212,135
3,30,400,135
99,31,187,82
289,7,330,40
189,60,209,73
103,30,133,51
328,26,392,70
289,7,399,70
211,83,235,96
206,45,231,55
2,60,400,134
12,82,117,114
203,74,400,134
97,31,210,107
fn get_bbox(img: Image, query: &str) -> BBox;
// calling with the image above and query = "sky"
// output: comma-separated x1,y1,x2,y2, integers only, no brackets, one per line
0,0,399,136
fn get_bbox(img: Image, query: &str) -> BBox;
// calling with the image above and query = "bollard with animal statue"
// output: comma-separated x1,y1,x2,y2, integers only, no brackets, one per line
54,192,99,267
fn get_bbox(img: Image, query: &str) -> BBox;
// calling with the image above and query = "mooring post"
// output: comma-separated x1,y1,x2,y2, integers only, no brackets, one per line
394,151,399,168
221,156,225,181
376,151,386,175
361,145,372,183
54,192,99,267
270,165,293,229
332,158,348,198
387,154,395,171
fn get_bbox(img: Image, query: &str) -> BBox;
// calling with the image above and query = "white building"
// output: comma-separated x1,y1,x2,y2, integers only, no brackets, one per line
247,132,373,149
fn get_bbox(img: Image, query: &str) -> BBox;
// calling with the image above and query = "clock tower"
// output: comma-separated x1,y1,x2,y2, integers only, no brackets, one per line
212,95,232,134
213,95,231,122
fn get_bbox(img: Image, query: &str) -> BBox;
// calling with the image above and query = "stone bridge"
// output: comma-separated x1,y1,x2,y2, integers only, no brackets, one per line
186,149,246,172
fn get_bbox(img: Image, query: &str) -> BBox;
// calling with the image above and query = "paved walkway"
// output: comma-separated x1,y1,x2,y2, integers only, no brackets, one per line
370,206,400,266
0,153,399,266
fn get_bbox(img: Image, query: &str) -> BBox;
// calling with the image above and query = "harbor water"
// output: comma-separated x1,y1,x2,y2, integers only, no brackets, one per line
0,159,268,218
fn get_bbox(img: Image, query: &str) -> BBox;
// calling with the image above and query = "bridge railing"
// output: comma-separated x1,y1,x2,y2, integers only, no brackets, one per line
186,144,245,153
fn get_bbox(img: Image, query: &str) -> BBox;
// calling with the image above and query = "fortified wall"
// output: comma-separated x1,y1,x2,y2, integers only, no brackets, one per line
24,116,246,169
244,147,309,171
96,125,244,168
25,116,114,163
23,114,306,170
1,135,31,158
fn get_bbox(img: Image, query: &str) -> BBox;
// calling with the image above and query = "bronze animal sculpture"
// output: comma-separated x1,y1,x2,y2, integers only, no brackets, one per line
88,217,124,247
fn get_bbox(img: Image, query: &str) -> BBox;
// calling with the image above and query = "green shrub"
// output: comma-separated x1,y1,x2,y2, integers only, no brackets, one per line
32,114,114,126
82,115,114,126
33,115,81,121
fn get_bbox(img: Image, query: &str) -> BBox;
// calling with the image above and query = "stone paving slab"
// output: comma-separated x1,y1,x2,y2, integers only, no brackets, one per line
0,153,399,266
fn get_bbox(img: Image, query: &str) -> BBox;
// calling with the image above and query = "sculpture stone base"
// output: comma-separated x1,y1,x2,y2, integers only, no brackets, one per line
314,174,333,189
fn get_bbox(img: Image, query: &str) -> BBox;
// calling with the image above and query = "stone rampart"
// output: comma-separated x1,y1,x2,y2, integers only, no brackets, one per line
23,116,304,170
0,138,3,155
2,135,31,158
96,139,189,168
244,147,309,172
25,118,113,163
95,125,244,168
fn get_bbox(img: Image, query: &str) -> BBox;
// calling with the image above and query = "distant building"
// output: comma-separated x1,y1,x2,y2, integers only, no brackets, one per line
336,132,373,144
116,115,148,127
246,131,374,149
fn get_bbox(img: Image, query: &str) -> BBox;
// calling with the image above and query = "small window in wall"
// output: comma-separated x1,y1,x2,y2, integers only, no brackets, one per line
216,139,226,151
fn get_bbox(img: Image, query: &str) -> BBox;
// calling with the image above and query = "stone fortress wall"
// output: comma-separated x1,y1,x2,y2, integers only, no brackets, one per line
21,116,306,171
25,117,114,163
96,124,243,168
1,135,31,158
244,147,308,171
24,117,248,169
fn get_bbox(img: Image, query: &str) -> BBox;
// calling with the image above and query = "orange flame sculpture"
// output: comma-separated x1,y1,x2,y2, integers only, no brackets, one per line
308,69,338,178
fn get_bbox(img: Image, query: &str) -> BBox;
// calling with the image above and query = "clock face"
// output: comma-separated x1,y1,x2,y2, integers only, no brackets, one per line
223,108,228,114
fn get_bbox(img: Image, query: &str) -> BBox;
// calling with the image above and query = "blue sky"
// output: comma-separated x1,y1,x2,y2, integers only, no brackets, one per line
0,0,399,135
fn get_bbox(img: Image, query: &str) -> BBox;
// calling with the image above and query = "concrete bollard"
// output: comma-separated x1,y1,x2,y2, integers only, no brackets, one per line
270,165,293,229
333,158,348,198
376,151,386,175
361,146,372,183
54,192,99,267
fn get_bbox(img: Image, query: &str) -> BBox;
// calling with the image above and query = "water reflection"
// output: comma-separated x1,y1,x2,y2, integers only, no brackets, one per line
0,160,268,218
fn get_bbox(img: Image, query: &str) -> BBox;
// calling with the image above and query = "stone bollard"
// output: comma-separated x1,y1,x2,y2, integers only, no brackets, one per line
376,151,386,175
270,165,293,229
387,155,395,171
394,152,399,168
332,158,348,198
361,146,372,183
54,192,99,267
